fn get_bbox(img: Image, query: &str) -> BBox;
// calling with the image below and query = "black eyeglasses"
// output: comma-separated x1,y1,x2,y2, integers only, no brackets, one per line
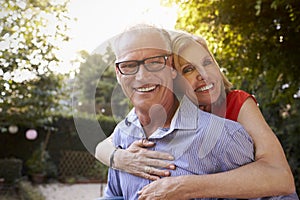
116,55,171,75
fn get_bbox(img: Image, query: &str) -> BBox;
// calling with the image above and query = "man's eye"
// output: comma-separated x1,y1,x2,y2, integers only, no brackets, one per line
147,57,165,65
127,64,137,68
182,64,195,74
120,63,136,68
148,61,163,66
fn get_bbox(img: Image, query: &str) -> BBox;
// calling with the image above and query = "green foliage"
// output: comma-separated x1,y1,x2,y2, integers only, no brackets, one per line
0,158,22,184
86,161,108,182
18,180,45,200
0,0,71,130
75,47,116,116
25,144,57,177
0,114,117,173
98,114,119,137
74,46,130,119
25,147,46,175
165,0,300,192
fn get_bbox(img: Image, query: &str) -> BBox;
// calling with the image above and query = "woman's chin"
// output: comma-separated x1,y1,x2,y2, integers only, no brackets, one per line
196,92,213,103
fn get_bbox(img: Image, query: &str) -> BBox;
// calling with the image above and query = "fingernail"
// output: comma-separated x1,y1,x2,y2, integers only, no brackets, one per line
169,156,174,160
169,164,176,169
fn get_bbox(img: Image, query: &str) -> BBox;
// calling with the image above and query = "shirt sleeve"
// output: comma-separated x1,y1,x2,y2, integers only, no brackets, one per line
104,168,123,197
104,125,124,197
217,126,255,171
254,192,299,199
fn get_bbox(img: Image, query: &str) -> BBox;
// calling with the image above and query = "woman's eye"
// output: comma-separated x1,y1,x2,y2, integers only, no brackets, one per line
203,58,213,66
182,65,195,74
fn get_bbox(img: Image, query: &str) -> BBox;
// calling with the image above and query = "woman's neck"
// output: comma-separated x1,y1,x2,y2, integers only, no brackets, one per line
200,92,227,118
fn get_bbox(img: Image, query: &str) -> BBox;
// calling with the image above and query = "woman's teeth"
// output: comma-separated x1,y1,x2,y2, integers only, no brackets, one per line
196,83,213,92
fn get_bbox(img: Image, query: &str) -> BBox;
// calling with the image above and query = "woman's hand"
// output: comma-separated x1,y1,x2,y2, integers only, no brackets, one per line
138,176,190,200
114,139,176,181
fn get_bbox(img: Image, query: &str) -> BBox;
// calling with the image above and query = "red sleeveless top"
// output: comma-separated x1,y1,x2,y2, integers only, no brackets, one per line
226,90,257,121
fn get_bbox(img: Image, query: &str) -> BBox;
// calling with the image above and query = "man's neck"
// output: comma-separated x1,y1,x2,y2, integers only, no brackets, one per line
136,98,179,138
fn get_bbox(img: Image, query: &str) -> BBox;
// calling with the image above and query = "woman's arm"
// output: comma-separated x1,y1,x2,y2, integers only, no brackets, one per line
235,97,295,194
138,98,295,199
95,134,115,166
95,134,175,181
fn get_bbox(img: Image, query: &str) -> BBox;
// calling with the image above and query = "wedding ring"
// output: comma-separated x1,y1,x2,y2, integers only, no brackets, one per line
144,166,151,174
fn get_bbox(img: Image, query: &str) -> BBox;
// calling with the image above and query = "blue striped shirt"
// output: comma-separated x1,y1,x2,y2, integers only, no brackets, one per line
104,96,298,200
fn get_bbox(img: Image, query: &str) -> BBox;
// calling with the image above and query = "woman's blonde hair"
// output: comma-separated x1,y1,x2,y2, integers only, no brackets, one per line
171,31,232,94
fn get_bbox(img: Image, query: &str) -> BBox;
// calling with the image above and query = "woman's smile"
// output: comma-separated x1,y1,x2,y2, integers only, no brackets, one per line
195,83,214,93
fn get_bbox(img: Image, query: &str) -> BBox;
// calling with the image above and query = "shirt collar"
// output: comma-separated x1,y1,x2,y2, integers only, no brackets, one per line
121,95,198,139
171,95,198,130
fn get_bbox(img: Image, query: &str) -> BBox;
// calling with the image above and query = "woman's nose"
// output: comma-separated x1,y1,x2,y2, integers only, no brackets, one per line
196,73,204,81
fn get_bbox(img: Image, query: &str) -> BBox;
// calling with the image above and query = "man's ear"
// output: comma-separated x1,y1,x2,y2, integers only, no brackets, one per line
168,55,177,79
115,67,121,84
171,67,177,79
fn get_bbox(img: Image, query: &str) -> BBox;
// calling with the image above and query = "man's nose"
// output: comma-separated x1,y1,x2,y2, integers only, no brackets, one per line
135,64,150,80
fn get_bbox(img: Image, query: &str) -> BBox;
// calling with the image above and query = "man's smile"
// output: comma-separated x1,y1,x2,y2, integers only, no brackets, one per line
135,85,158,92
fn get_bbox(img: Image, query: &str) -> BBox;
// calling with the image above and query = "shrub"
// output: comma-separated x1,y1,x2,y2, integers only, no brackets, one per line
0,158,22,184
86,160,108,182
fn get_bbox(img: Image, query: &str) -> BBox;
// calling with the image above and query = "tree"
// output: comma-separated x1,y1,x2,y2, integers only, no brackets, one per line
74,45,129,119
0,0,71,130
164,0,300,191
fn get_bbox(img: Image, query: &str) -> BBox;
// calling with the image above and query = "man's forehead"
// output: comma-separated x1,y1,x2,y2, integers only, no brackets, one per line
114,29,170,59
117,48,168,62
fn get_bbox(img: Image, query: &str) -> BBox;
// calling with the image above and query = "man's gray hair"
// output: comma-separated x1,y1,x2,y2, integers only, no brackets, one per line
113,24,172,61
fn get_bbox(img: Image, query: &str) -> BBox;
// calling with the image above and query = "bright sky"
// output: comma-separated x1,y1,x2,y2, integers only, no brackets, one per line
57,0,178,73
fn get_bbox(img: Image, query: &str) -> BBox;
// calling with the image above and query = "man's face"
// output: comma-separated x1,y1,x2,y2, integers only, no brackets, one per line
115,32,177,111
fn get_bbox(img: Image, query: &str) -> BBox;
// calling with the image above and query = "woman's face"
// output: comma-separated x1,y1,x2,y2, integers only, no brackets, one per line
175,41,224,106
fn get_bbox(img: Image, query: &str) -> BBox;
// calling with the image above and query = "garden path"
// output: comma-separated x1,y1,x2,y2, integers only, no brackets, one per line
38,183,107,200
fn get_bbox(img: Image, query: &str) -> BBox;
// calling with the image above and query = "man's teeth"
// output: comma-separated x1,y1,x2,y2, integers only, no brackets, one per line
137,85,156,92
197,84,213,92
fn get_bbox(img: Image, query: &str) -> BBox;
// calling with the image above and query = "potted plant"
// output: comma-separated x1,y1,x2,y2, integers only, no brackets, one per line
25,144,49,184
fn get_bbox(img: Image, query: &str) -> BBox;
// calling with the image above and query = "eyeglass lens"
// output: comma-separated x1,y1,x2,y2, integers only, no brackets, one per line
117,55,168,75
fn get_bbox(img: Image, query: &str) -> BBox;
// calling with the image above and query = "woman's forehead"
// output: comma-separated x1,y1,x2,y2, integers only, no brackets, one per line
178,42,209,64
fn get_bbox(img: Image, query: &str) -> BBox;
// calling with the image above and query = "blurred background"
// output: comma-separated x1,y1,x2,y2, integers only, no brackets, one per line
0,0,299,199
